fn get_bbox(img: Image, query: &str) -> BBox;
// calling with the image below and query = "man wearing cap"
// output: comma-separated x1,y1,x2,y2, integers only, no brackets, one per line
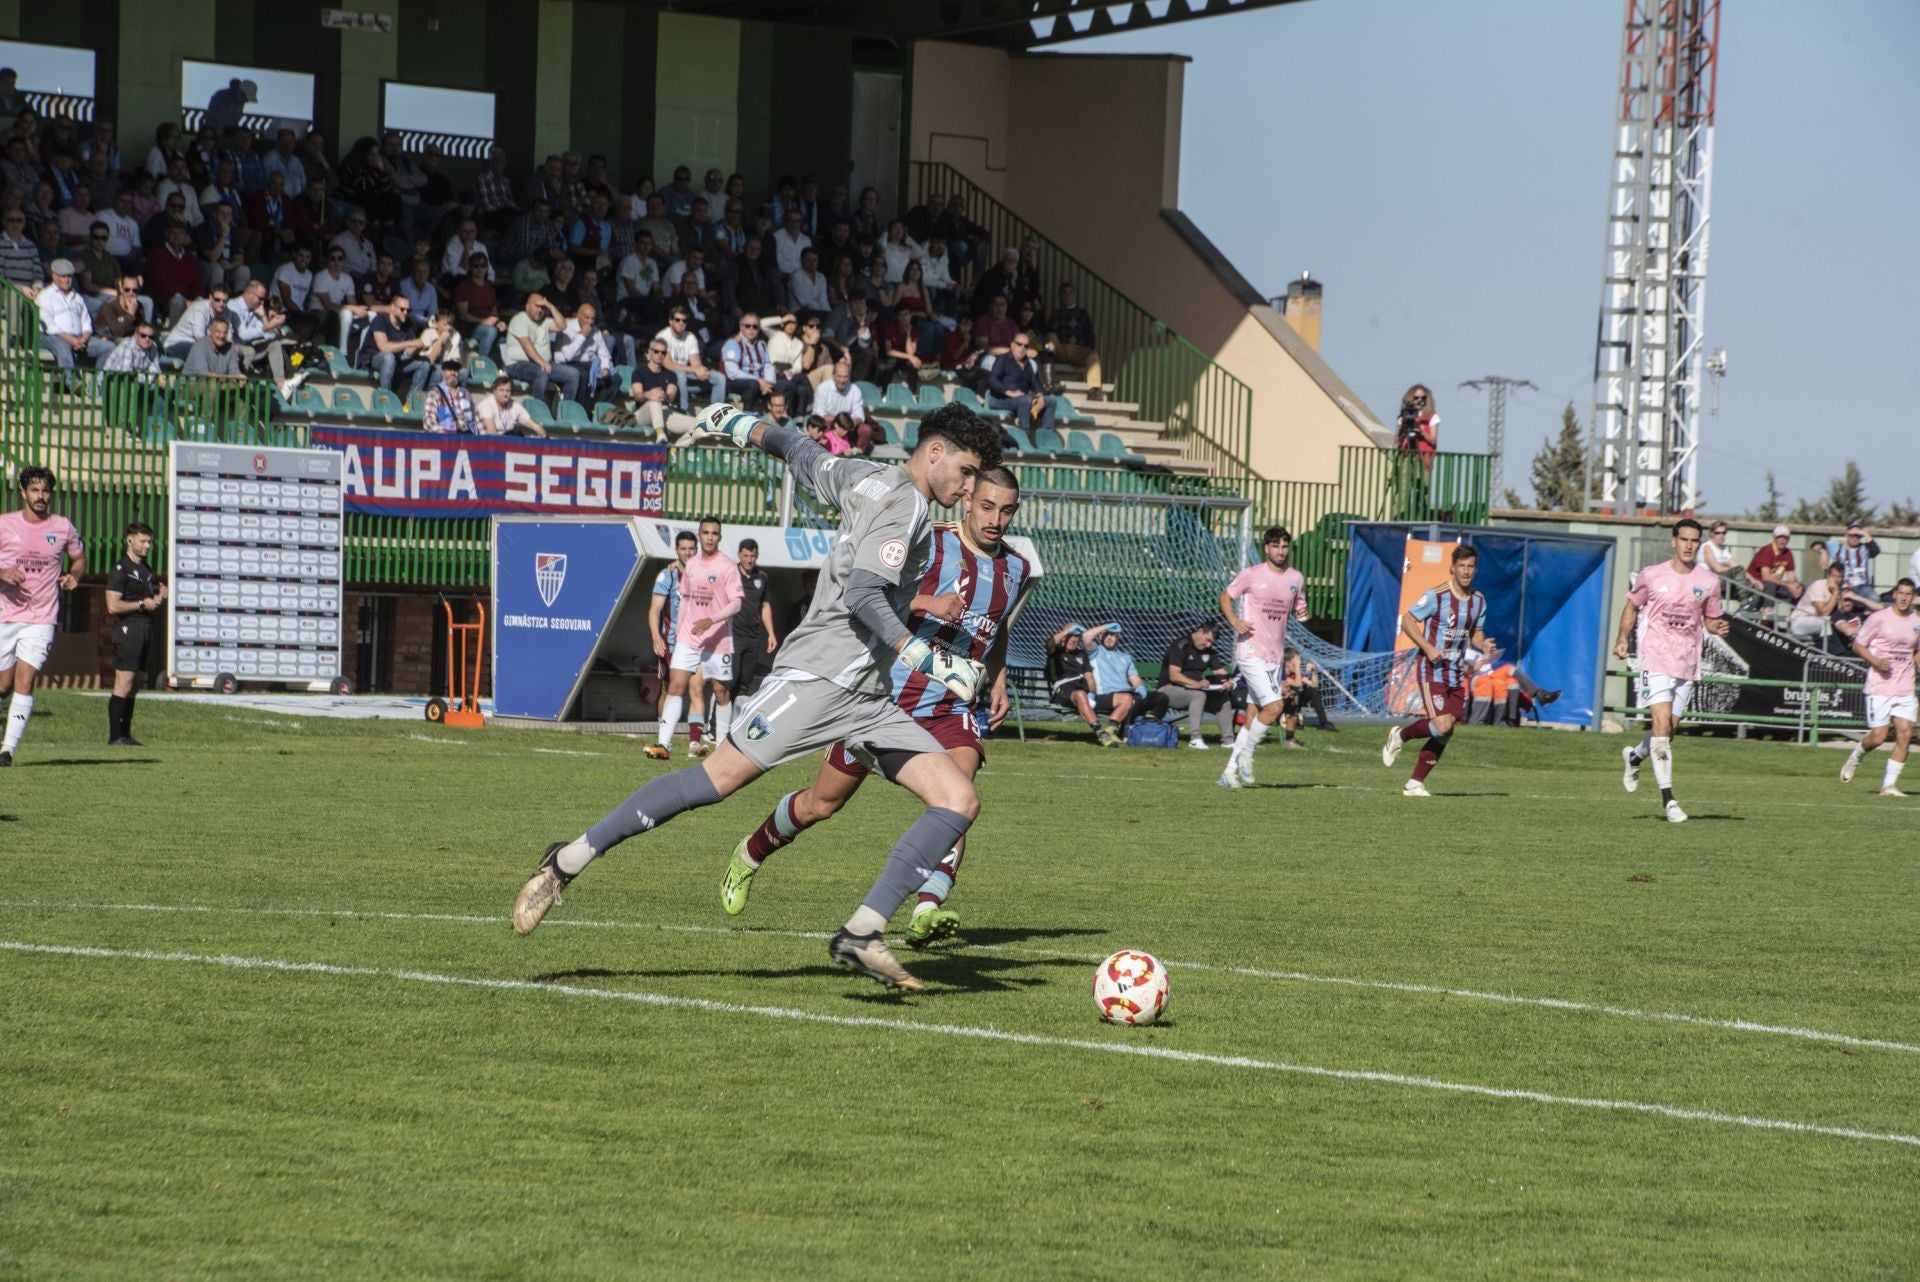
206,78,255,134
1158,620,1235,750
1046,621,1099,730
1820,522,1885,603
1082,621,1147,747
1745,525,1803,604
38,259,115,370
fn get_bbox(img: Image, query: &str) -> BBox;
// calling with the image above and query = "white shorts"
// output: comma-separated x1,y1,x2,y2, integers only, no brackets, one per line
1867,694,1917,729
1240,658,1286,710
670,640,734,683
1638,671,1694,717
0,621,55,673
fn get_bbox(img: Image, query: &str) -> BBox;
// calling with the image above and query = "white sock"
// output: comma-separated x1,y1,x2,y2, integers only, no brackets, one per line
1650,735,1673,790
2,693,32,754
657,695,684,747
554,835,597,877
1885,759,1905,790
1631,730,1653,763
714,701,733,743
1246,718,1272,748
845,905,888,935
1846,743,1866,768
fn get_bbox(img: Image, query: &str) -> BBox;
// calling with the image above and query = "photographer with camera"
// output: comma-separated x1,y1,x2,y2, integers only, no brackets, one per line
1396,384,1438,464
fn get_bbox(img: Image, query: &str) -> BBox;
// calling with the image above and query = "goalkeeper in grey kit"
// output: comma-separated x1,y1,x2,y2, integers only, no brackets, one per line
513,399,1004,991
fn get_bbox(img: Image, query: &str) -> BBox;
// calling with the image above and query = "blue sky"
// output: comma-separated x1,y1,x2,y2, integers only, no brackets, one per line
1075,0,1918,516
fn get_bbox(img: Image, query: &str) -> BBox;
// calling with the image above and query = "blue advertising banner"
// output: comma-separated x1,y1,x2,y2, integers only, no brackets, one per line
310,426,666,519
493,518,645,719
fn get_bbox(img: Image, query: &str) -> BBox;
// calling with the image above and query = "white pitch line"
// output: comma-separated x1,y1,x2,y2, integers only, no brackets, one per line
532,748,607,757
404,734,469,746
3,939,1913,1150
8,898,1917,1057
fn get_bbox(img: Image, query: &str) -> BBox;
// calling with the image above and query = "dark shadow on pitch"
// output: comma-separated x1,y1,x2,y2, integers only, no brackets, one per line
895,950,1085,995
1424,791,1512,798
944,924,1107,948
18,757,161,767
1630,812,1745,822
529,964,841,984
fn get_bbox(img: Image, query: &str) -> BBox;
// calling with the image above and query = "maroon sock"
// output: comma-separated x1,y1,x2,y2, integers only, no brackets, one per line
744,794,808,862
914,891,942,908
1403,716,1431,740
1410,736,1449,782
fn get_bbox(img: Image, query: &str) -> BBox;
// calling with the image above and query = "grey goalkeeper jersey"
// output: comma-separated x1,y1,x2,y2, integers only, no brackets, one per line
772,435,931,697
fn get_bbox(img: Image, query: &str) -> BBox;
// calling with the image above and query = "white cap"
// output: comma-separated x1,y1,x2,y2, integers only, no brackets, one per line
1772,524,1790,537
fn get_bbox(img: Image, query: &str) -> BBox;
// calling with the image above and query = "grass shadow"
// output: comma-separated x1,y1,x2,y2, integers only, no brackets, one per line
18,757,161,767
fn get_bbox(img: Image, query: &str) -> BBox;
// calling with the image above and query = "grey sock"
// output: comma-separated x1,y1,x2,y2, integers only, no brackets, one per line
860,807,974,920
584,766,722,856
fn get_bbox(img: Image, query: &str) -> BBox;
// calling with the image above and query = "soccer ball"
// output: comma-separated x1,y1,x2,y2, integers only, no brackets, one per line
1093,950,1169,1026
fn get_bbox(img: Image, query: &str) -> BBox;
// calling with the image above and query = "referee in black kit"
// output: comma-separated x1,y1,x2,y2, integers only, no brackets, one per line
104,521,166,746
730,537,779,697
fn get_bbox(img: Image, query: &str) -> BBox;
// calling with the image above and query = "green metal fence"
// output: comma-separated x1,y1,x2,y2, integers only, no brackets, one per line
909,162,1254,479
2,279,38,352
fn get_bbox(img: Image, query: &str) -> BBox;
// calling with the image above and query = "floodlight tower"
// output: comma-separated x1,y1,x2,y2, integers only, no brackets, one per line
1587,0,1721,515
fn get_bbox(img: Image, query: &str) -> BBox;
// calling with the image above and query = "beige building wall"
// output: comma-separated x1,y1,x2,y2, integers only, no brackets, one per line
909,43,1386,485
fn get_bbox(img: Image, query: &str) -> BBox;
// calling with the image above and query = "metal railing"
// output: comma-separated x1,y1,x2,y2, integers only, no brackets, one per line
909,161,1254,479
2,280,38,352
17,91,95,122
381,126,494,161
181,107,295,136
1606,666,1869,742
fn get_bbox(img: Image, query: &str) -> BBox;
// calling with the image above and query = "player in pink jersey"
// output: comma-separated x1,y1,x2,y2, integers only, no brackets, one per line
1216,525,1310,788
1382,544,1493,797
1614,518,1729,823
0,467,88,767
1841,577,1917,797
663,516,744,758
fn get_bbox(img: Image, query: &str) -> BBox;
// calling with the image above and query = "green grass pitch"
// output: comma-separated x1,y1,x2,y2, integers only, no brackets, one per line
3,691,1916,1279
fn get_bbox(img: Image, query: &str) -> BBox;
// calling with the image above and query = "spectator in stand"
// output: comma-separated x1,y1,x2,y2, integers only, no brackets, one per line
801,415,831,450
554,301,618,405
74,221,122,309
764,312,806,404
46,150,82,208
794,314,835,393
762,389,793,429
824,254,859,316
637,193,678,261
504,292,577,404
199,159,244,229
56,185,99,250
147,222,205,316
874,305,924,396
1044,622,1098,727
507,196,566,269
310,243,359,347
1158,620,1234,749
810,356,872,451
785,246,828,317
1082,622,1147,746
1746,524,1804,603
827,293,878,381
157,158,204,229
476,376,547,437
184,315,243,378
1790,562,1875,653
935,194,988,278
245,169,300,261
269,242,315,328
380,131,424,229
1395,384,1439,468
1701,520,1739,577
440,218,491,282
976,293,1017,355
652,304,722,409
363,294,433,398
163,288,229,358
293,175,337,241
224,126,266,194
521,154,566,221
772,205,812,277
1820,522,1884,602
420,309,462,370
452,256,505,360
337,137,402,233
2,137,38,194
422,361,479,433
38,259,114,370
360,251,401,305
661,165,695,219
720,311,778,410
726,233,783,324
971,247,1024,318
100,189,142,261
987,333,1057,435
100,318,162,377
879,219,924,284
399,255,439,316
628,336,679,441
826,413,865,456
849,185,882,242
204,78,256,133
661,244,707,299
568,190,615,272
678,195,717,258
261,129,306,197
1045,282,1101,389
514,242,557,300
547,256,583,313
475,144,518,231
2,209,43,288
32,217,63,278
145,122,185,181
330,209,376,278
940,313,976,370
94,277,149,339
229,279,298,385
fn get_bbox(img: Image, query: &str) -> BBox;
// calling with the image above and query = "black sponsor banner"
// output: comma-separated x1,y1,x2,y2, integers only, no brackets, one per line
1711,616,1863,724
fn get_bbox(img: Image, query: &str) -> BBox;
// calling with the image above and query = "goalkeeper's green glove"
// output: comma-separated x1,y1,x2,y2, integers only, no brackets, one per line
898,636,986,703
686,402,763,449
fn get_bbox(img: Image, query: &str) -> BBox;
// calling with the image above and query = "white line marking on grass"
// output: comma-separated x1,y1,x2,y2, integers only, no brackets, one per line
10,899,1918,1057
405,734,469,746
532,748,607,757
222,716,305,730
3,938,1914,1150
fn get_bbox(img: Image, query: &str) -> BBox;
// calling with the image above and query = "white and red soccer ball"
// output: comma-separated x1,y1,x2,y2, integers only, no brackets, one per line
1093,950,1169,1026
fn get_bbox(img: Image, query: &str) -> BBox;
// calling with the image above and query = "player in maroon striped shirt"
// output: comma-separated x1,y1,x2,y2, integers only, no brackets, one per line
1382,544,1493,797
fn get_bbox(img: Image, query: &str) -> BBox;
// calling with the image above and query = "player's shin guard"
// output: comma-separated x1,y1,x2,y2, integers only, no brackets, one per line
915,843,964,908
1650,736,1674,791
657,695,684,748
688,714,705,745
1402,716,1431,741
579,765,724,865
856,808,974,923
1410,732,1449,782
2,693,33,754
713,702,733,744
1885,759,1905,791
744,790,808,865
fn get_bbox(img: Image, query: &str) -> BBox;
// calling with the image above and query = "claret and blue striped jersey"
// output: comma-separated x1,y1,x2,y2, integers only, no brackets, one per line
888,523,1031,721
1407,586,1487,689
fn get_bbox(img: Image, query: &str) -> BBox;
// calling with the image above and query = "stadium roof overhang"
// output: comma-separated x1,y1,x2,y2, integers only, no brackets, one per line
625,0,1308,49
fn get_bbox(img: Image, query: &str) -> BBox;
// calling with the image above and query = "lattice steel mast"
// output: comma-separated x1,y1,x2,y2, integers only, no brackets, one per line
1460,375,1536,502
1587,0,1721,514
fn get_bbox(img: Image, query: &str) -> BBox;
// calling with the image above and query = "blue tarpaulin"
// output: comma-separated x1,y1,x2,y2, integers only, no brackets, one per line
1345,523,1615,729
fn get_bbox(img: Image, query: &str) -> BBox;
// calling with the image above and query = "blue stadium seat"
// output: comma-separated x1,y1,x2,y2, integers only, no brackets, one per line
1066,430,1096,457
1033,428,1067,453
292,386,328,417
555,399,592,428
370,389,407,420
915,385,948,412
324,346,371,382
1055,396,1093,425
881,382,916,414
855,381,884,411
466,354,499,386
330,386,366,419
523,398,558,429
897,418,919,447
1096,432,1136,462
1000,424,1036,455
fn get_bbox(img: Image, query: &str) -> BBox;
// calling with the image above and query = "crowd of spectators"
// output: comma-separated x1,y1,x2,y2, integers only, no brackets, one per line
2,91,1106,445
1699,518,1900,656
